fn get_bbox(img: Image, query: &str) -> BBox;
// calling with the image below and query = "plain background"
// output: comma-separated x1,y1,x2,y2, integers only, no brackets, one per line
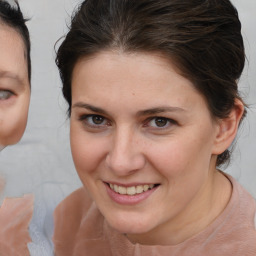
0,0,255,251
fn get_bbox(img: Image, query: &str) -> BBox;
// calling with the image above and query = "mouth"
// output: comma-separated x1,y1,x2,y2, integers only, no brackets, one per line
107,183,159,196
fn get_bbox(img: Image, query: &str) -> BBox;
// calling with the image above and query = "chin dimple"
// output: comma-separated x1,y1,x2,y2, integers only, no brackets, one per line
109,183,156,195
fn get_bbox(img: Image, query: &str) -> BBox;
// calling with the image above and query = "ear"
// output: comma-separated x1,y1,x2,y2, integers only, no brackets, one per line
212,99,244,155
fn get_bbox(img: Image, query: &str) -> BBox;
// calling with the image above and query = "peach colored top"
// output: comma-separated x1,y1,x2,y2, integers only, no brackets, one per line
0,194,34,256
53,176,256,256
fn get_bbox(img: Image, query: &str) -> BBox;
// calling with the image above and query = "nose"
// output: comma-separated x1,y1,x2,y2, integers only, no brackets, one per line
105,127,146,176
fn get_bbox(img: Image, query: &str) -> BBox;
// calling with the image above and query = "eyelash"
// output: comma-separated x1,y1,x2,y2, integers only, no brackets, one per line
79,114,110,129
144,116,177,129
78,114,177,131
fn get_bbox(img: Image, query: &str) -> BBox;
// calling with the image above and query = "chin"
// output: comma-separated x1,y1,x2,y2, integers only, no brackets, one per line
3,136,22,146
5,126,27,146
106,212,155,235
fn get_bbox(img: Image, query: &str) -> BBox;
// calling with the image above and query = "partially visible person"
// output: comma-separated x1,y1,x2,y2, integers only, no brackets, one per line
53,0,256,255
0,0,33,255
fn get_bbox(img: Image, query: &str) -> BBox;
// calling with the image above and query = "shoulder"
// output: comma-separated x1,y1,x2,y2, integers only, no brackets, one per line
224,175,256,253
53,188,111,255
54,187,93,219
53,187,93,252
229,175,256,219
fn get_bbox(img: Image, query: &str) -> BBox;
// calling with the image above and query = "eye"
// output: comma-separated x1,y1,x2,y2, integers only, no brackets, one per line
146,117,176,129
89,115,106,125
79,114,110,128
151,117,168,127
0,90,13,100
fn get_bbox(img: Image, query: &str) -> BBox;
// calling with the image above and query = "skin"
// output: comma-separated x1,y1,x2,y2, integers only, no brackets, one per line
0,24,30,147
0,24,33,256
70,51,243,245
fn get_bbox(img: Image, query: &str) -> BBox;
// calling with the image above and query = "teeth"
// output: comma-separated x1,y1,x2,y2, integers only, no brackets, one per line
127,186,136,195
109,183,156,195
118,186,127,195
136,185,144,194
143,185,149,191
114,184,119,193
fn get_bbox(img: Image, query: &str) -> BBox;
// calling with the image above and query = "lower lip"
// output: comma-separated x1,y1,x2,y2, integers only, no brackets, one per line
105,183,159,205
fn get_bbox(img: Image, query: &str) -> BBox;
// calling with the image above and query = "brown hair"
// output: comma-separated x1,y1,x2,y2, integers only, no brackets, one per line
0,0,31,82
56,0,246,166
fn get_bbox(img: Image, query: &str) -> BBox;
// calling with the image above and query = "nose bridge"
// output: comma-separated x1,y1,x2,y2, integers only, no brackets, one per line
106,125,145,175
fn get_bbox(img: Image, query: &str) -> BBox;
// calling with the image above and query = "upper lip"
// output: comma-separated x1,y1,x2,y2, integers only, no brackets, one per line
104,181,159,187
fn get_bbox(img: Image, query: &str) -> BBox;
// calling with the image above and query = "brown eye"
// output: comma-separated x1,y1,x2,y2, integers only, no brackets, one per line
146,116,176,129
80,114,109,127
79,114,110,130
154,117,168,127
92,115,105,125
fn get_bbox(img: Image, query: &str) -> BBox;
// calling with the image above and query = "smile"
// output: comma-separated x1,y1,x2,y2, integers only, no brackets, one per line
108,183,156,195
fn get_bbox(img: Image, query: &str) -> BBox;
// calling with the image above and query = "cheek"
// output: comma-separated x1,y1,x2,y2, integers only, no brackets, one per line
70,125,107,180
0,95,30,145
150,145,193,185
150,132,214,178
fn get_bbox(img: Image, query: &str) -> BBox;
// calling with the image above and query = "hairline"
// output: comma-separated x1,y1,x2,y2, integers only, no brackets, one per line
0,20,30,85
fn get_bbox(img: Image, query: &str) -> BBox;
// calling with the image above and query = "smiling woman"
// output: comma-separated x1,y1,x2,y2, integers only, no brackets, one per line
53,0,256,255
0,1,33,255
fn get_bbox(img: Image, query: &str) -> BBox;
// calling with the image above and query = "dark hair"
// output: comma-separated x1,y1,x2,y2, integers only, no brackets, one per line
56,0,246,166
0,0,31,82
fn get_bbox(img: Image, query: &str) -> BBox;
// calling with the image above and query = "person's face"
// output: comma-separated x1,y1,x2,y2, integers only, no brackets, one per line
70,51,221,244
0,25,30,148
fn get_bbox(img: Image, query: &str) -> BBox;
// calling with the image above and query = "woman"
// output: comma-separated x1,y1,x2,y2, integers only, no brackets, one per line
53,0,256,255
0,1,33,255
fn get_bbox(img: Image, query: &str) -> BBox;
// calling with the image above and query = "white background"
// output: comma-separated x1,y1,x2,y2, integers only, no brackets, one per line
0,0,255,252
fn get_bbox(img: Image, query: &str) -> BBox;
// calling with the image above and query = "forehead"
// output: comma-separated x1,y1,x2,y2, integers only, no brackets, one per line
71,51,210,115
0,24,28,82
73,51,194,88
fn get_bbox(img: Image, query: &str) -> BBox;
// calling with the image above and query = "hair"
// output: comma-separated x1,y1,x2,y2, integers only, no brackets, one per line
56,0,246,166
0,0,31,82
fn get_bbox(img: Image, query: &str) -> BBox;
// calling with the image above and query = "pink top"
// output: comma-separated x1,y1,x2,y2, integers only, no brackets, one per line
0,194,34,256
53,176,256,256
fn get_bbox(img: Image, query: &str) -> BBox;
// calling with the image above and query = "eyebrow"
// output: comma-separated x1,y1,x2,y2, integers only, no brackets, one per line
72,102,108,115
136,106,186,116
72,102,185,116
0,71,23,84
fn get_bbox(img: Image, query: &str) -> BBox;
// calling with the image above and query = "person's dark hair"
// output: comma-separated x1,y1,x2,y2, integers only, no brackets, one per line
0,0,31,82
56,0,246,166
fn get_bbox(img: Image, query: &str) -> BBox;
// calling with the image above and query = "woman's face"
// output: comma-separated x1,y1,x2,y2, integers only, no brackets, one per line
0,25,30,148
70,51,221,244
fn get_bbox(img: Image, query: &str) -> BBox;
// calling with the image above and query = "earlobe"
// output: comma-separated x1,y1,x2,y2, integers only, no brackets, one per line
212,99,244,155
